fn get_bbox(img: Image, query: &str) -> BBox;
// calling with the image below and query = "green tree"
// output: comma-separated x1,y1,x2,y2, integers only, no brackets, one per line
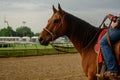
0,26,16,36
34,33,40,36
16,26,34,37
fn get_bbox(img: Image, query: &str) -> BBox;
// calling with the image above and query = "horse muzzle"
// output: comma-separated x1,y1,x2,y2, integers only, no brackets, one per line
39,37,50,46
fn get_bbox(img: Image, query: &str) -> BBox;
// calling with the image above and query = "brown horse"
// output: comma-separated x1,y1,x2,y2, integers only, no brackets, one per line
38,4,120,80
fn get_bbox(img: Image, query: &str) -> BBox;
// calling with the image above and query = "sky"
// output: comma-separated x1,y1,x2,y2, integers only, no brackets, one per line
0,0,120,33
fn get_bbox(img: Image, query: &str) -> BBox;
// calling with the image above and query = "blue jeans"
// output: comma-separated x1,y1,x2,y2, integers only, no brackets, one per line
100,27,120,72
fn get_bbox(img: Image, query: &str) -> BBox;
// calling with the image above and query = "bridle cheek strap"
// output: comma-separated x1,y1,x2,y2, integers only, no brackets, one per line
43,15,65,42
44,28,56,41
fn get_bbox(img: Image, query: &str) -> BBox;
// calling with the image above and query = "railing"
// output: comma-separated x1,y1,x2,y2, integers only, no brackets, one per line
0,43,77,57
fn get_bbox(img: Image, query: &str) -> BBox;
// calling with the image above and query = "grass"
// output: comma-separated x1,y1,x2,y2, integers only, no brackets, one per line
0,43,52,49
0,43,77,57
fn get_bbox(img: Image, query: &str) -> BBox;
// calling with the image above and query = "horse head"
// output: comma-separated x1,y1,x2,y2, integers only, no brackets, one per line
39,4,68,45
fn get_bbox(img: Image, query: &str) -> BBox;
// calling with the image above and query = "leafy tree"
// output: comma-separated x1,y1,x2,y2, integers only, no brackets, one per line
34,33,40,36
16,26,34,37
0,26,16,36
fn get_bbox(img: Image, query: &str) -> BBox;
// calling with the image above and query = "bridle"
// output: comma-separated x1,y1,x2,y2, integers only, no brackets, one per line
43,28,56,42
43,13,66,42
43,28,59,50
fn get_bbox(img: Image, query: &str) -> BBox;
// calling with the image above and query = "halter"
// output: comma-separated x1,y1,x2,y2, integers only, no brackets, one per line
43,15,65,41
44,28,71,53
43,28,56,42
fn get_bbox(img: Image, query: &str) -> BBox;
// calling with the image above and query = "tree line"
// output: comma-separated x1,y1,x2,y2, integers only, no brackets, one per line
0,26,39,37
0,26,70,43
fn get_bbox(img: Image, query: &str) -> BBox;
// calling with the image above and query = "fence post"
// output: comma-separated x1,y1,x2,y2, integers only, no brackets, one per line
34,44,38,55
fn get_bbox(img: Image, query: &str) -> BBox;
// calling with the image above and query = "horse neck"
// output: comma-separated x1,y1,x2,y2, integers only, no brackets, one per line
65,14,100,53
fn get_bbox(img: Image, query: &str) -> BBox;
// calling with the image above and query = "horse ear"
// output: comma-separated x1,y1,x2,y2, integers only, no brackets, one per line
58,3,62,11
52,5,57,13
58,3,64,15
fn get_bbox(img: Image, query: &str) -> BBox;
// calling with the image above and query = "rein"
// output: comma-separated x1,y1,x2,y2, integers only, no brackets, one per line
44,27,71,53
44,14,110,51
44,28,70,53
84,15,108,49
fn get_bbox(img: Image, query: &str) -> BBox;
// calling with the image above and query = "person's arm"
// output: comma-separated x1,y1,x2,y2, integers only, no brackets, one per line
107,14,120,29
111,21,119,29
107,14,116,22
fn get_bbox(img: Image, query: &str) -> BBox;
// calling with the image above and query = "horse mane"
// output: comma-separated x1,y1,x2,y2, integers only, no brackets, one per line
64,11,102,48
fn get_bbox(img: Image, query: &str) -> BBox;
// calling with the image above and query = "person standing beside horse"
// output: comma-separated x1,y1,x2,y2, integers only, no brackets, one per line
100,14,120,80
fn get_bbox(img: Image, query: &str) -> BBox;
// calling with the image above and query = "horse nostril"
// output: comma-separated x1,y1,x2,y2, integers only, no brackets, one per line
39,37,47,45
39,37,43,42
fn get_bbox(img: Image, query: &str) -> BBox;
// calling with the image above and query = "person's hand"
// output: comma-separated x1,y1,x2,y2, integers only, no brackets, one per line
107,14,116,22
111,21,119,29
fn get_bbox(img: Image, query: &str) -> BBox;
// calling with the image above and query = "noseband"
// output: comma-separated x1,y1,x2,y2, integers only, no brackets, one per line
44,28,56,41
43,14,65,42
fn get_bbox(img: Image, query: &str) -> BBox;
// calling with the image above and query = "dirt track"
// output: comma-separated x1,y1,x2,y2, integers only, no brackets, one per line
0,53,87,80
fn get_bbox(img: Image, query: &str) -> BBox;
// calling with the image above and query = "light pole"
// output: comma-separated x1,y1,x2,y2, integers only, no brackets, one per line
22,21,26,26
4,16,12,36
4,16,9,27
22,21,27,37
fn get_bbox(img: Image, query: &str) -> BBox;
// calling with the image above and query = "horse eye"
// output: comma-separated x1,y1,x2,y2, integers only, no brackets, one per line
54,19,60,23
